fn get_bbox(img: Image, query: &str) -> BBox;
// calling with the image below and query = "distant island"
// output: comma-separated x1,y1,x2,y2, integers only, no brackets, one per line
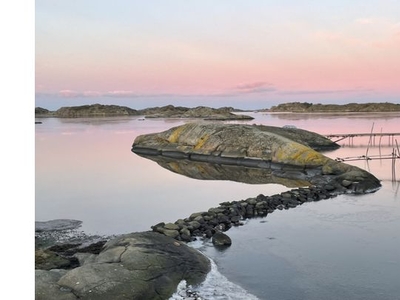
35,104,253,120
268,102,400,112
35,102,400,120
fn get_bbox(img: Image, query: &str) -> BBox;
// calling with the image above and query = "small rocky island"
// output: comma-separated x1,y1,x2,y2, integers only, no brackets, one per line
132,123,380,193
268,101,400,112
35,104,254,120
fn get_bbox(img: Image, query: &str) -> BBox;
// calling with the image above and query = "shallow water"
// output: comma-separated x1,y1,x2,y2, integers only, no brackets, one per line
35,112,400,299
198,181,400,300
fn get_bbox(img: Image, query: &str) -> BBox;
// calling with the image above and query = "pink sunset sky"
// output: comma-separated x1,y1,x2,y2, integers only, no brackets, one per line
35,0,400,110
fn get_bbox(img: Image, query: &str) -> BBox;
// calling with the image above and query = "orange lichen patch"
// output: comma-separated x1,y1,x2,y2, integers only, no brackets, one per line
194,164,208,175
155,136,169,144
322,161,352,175
295,149,329,166
167,161,183,173
194,134,210,150
273,143,328,166
167,126,186,143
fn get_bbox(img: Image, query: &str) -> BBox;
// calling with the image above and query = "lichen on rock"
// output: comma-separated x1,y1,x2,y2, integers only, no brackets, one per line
132,122,381,194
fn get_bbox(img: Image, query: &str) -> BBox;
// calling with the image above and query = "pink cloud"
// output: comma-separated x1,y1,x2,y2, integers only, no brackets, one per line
83,91,102,97
355,18,375,25
106,90,136,97
235,81,270,90
58,90,80,97
233,81,276,94
314,31,365,47
371,31,400,49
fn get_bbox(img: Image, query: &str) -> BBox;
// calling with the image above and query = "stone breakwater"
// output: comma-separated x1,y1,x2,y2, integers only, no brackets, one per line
152,185,338,244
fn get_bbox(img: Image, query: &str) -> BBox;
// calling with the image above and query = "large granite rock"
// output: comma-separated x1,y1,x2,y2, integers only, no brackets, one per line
132,123,381,194
35,231,210,300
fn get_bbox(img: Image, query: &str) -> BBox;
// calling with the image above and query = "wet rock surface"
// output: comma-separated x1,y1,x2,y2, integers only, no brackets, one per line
212,232,232,247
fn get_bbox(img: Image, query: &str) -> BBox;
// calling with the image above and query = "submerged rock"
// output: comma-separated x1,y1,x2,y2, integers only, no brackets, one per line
212,232,232,247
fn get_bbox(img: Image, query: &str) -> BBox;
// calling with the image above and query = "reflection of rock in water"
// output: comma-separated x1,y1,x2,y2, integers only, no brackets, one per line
139,154,311,188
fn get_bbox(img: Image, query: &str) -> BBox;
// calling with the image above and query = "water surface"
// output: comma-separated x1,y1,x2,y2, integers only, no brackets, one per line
35,112,400,299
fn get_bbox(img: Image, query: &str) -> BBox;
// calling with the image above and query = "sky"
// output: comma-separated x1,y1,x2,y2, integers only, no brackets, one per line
35,0,400,110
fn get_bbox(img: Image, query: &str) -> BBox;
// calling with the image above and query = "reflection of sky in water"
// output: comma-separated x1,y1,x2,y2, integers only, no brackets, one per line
35,114,400,236
201,180,400,300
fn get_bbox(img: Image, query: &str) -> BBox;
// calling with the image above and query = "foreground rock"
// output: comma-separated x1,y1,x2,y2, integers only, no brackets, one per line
36,231,210,300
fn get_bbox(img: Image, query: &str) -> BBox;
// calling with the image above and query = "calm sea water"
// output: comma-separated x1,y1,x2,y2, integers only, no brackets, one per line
35,112,400,299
